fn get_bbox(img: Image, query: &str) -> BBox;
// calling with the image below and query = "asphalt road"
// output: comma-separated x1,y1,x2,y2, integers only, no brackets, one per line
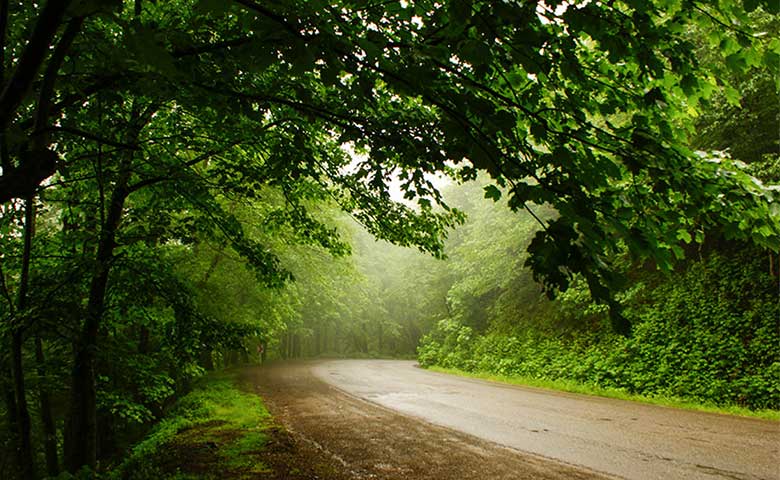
310,359,780,480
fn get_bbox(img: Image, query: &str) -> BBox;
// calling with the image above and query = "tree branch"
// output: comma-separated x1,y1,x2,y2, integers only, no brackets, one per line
0,0,10,171
50,125,140,151
0,0,73,130
172,37,254,58
233,0,305,39
33,17,85,149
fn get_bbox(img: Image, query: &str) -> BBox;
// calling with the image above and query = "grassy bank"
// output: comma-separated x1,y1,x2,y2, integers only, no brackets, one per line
426,365,780,421
110,371,275,480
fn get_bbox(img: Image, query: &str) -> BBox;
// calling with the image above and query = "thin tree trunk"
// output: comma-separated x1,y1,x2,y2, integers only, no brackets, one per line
2,6,34,477
64,100,145,470
138,326,150,355
279,335,287,359
64,174,130,472
199,349,214,371
63,91,157,472
35,336,58,477
293,334,301,358
12,196,36,480
3,375,19,478
194,246,226,371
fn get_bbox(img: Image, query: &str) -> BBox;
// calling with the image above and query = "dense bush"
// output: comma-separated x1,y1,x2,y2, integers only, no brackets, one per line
419,250,780,410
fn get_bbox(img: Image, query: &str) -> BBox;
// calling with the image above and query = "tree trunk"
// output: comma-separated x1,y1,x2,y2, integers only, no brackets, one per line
138,326,149,355
199,349,214,371
279,335,287,359
64,161,132,473
3,373,20,479
35,336,59,477
12,196,36,480
292,334,301,358
227,350,239,366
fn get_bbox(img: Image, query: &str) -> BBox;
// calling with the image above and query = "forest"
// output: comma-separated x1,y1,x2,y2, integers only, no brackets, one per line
0,0,778,479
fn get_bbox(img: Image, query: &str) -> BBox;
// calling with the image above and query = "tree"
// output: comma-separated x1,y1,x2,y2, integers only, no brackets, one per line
2,0,777,291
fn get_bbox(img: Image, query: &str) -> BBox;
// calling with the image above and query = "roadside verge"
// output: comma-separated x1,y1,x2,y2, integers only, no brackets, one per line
110,370,340,480
424,365,780,421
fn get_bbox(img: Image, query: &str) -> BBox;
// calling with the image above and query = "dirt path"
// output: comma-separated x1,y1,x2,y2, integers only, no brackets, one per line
242,362,613,480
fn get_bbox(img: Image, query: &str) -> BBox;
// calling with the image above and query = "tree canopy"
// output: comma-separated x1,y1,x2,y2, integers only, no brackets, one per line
2,0,779,289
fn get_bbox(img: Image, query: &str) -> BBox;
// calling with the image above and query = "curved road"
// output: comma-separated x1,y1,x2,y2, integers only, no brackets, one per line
308,359,779,480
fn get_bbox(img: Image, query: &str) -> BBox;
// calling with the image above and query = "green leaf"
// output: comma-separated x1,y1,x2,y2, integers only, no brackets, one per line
359,39,382,60
69,0,122,15
680,74,699,98
484,185,502,201
460,40,492,67
449,0,472,24
195,0,230,16
742,0,758,12
289,42,315,75
725,52,747,73
677,230,692,243
724,85,741,106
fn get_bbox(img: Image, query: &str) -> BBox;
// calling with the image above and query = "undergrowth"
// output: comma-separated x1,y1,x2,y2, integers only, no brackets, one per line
104,371,272,480
418,251,780,416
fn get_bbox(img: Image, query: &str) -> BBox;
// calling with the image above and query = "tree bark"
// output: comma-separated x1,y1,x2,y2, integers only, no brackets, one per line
35,336,59,477
2,380,19,478
12,197,37,480
0,0,72,129
0,0,10,173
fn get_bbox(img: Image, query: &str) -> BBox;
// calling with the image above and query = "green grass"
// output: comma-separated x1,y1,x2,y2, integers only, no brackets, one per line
426,365,780,421
109,371,274,480
221,431,271,473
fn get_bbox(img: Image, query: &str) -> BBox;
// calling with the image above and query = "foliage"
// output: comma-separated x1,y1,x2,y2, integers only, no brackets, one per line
691,11,780,164
110,372,272,480
419,249,780,410
1,0,778,300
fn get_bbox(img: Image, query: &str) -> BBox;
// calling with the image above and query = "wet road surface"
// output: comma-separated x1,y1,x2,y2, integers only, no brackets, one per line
310,359,780,480
248,361,613,479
